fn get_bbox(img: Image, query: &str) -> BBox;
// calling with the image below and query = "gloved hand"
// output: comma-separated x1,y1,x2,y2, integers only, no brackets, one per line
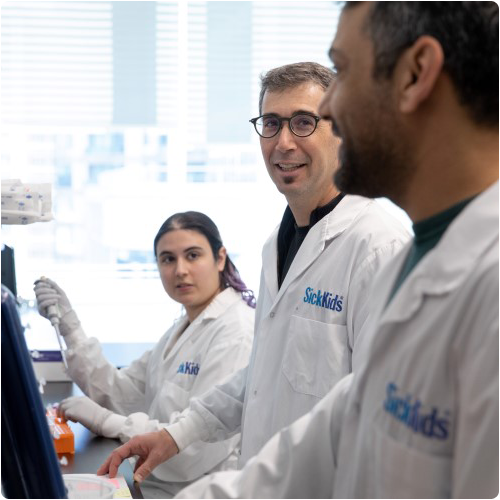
58,396,124,438
33,277,82,339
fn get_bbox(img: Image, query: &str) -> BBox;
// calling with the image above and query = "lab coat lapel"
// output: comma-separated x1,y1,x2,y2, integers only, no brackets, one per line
161,288,241,362
162,316,190,362
163,312,207,363
261,226,280,300
274,195,373,305
379,182,499,326
273,219,326,304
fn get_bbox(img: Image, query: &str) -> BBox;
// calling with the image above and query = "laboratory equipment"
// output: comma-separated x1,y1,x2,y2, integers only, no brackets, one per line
1,285,67,498
31,350,72,382
46,406,75,455
1,244,17,297
63,475,114,499
1,179,53,225
46,303,69,369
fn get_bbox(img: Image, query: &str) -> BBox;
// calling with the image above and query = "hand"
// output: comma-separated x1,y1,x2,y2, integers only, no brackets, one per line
58,396,113,436
97,429,180,482
33,277,81,337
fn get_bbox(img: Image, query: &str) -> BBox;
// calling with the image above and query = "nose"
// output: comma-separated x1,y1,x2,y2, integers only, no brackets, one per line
275,122,298,153
318,80,336,119
175,258,188,277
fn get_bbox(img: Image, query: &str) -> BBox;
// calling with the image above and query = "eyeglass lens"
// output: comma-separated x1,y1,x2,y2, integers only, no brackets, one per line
255,114,317,137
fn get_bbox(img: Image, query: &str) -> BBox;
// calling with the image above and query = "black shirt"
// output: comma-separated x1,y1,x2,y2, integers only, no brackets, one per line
277,193,345,288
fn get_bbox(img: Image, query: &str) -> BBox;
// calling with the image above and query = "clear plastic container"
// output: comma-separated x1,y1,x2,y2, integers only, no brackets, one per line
63,474,115,499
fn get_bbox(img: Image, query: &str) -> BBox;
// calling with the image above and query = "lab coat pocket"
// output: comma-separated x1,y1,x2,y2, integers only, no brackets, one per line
372,425,451,498
154,380,191,421
282,316,348,398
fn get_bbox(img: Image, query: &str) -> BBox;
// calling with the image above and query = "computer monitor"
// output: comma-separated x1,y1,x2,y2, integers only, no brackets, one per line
1,244,17,298
1,285,67,498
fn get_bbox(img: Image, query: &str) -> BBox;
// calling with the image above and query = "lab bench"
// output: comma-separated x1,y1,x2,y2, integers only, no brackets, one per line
38,341,155,500
42,381,143,499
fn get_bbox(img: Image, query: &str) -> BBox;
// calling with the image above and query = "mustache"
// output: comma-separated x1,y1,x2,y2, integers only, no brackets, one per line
270,156,308,163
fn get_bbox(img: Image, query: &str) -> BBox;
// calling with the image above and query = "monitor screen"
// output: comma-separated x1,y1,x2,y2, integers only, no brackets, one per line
1,244,17,298
1,285,67,498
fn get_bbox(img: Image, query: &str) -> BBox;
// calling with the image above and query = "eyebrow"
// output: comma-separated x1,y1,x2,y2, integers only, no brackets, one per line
262,109,317,117
158,246,203,258
183,246,203,253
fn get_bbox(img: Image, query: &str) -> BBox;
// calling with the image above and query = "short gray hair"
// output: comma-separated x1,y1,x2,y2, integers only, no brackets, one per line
259,62,335,114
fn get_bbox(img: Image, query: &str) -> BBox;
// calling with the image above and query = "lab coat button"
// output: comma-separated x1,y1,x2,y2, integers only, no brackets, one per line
270,312,275,318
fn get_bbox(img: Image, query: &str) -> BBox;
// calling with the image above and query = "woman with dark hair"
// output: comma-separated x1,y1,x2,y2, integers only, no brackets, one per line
34,211,255,497
153,211,256,309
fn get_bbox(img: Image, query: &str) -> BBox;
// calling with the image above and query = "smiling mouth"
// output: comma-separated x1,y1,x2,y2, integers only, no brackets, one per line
275,162,306,172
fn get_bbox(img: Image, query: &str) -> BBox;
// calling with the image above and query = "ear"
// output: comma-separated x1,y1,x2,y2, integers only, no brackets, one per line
397,35,444,114
217,246,227,272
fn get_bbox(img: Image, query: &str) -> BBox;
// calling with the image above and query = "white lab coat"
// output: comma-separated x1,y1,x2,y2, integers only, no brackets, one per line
167,195,410,466
175,182,499,499
65,287,254,493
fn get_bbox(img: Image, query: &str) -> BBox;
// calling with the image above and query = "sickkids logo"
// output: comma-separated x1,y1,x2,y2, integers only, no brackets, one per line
177,361,200,376
383,382,450,440
303,286,343,312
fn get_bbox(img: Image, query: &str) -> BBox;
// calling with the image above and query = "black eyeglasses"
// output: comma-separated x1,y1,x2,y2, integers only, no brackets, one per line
249,112,322,138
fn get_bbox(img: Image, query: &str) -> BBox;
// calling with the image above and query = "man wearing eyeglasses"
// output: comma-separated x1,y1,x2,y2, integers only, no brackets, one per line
98,62,410,485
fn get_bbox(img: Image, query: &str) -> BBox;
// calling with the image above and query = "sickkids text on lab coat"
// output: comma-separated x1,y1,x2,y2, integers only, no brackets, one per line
176,178,499,500
165,194,409,467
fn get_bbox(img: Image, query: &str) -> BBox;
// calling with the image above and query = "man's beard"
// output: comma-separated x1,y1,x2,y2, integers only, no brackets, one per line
334,124,413,203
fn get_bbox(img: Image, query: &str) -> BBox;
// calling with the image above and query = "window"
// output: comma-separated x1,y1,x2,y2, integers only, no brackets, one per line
2,2,409,348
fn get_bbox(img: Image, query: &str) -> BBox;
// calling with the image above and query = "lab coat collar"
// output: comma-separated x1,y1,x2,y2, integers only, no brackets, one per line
382,181,499,324
162,288,243,361
196,287,243,322
263,195,373,305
